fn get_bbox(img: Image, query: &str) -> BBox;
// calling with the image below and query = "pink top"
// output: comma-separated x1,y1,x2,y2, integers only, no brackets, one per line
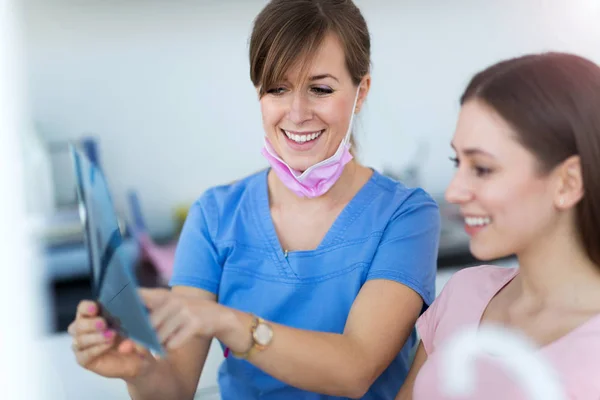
413,265,600,399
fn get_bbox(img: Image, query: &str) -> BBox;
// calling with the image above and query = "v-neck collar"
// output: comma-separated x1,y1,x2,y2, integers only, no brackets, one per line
475,266,600,351
251,168,379,273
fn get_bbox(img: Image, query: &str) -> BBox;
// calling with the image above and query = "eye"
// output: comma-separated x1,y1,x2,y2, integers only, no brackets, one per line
450,156,493,177
474,166,493,177
266,87,287,96
311,86,334,96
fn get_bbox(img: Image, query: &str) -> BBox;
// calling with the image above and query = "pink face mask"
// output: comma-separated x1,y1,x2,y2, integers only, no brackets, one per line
261,87,360,198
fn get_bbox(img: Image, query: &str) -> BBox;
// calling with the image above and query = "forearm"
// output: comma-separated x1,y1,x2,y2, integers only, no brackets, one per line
126,360,190,400
219,311,373,398
253,327,370,397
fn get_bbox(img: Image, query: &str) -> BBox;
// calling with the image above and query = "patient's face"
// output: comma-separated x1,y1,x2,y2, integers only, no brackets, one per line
444,100,558,260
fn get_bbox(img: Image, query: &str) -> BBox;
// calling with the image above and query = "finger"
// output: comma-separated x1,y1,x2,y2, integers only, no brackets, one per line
76,300,99,318
164,323,197,350
156,311,185,344
135,343,159,361
149,300,179,331
67,321,76,336
73,317,109,335
117,339,136,354
116,338,152,357
76,342,114,368
138,288,170,310
133,342,147,355
73,330,117,351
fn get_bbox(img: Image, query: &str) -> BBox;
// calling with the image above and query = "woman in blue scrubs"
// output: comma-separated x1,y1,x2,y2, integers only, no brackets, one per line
68,1,441,398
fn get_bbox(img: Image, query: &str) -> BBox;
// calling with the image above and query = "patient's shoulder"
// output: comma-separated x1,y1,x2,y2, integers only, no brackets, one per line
440,265,517,304
417,265,518,352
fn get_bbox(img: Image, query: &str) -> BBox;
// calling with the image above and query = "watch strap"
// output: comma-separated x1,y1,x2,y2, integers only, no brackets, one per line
231,315,262,359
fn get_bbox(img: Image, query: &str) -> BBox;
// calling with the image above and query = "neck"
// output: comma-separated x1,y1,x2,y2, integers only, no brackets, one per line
268,159,369,209
514,215,600,305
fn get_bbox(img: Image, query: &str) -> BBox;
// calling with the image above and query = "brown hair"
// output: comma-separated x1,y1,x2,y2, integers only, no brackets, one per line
461,52,600,267
249,0,370,95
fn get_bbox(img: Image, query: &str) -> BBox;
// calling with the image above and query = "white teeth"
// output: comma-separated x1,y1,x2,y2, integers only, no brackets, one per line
284,130,322,143
465,216,491,227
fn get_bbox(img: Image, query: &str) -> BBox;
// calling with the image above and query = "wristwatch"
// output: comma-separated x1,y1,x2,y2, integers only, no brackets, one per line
231,315,273,359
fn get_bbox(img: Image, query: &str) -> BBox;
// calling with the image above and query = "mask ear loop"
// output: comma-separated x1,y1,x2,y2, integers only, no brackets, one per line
341,85,362,148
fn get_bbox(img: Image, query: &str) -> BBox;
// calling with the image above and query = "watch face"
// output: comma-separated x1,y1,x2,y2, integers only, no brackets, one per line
254,323,273,346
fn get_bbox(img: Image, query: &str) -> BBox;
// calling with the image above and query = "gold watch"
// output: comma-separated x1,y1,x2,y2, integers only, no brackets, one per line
231,315,273,359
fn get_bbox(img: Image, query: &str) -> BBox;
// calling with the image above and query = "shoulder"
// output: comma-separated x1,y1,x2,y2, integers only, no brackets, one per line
371,171,438,207
445,264,516,285
440,265,516,299
416,265,516,353
186,169,267,232
193,169,266,213
370,170,440,223
452,264,517,287
202,169,266,208
430,265,517,322
361,172,441,304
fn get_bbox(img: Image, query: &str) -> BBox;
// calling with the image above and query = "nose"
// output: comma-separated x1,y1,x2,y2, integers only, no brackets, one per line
288,92,313,125
444,170,473,205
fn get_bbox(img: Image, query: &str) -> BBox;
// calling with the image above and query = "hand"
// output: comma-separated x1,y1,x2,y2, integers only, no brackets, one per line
68,300,156,381
140,288,243,351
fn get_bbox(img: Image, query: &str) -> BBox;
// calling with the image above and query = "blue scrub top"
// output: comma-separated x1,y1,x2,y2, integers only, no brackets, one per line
169,169,440,399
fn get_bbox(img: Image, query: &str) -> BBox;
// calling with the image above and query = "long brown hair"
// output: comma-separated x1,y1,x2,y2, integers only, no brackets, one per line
461,52,600,266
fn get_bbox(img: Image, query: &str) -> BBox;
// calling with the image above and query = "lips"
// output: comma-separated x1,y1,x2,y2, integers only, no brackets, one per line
282,129,324,144
463,215,492,236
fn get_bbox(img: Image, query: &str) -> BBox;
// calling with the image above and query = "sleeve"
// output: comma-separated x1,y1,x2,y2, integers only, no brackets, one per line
366,188,440,309
415,293,441,355
415,269,462,355
168,190,223,294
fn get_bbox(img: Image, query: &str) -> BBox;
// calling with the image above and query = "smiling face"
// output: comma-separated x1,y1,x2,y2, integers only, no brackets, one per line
445,100,562,260
259,32,369,172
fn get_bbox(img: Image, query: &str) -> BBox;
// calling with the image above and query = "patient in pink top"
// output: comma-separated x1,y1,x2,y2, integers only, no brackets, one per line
396,52,600,399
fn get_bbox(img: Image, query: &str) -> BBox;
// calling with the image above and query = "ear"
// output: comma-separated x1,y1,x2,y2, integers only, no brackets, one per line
355,74,371,114
555,155,584,210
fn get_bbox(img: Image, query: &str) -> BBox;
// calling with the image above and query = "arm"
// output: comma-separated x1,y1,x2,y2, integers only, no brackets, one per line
220,280,423,398
128,194,223,399
396,253,468,399
395,342,428,400
127,286,215,400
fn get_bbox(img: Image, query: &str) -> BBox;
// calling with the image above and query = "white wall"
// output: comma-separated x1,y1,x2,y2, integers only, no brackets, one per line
22,0,600,236
0,1,47,398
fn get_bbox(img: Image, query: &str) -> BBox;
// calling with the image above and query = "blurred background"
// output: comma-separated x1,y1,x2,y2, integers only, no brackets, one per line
2,0,599,398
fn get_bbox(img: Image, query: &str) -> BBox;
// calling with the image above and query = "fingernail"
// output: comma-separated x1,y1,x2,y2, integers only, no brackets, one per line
104,330,114,339
95,321,105,330
88,305,96,313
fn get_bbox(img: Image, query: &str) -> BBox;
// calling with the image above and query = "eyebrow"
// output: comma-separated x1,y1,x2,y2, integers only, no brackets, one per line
309,74,339,82
450,142,495,158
